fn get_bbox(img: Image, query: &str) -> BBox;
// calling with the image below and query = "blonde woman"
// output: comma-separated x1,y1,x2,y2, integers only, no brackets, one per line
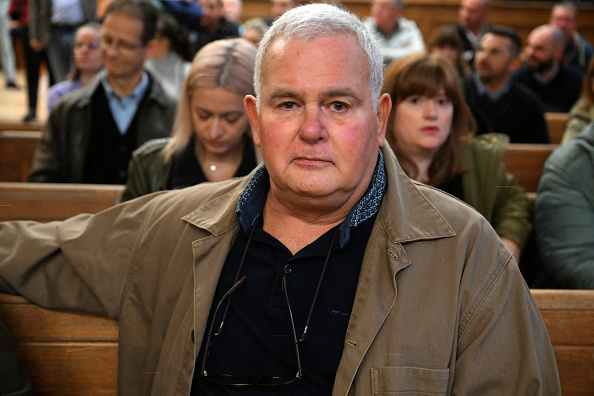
120,38,260,202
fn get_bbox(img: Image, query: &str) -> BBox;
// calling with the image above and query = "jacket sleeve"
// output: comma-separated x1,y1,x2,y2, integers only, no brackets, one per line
453,253,560,395
120,149,158,203
0,195,161,318
27,108,64,182
562,105,591,145
491,168,532,250
534,148,594,288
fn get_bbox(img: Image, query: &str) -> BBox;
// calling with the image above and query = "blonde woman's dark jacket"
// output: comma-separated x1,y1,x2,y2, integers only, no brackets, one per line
0,145,560,395
460,133,532,250
119,136,261,203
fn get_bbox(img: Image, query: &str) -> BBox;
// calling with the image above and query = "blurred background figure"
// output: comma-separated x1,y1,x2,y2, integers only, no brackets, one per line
47,22,103,110
462,26,549,143
535,122,594,289
266,0,298,26
514,24,582,113
9,0,53,122
455,0,490,69
0,0,18,88
28,0,97,83
563,58,594,144
382,53,531,261
145,13,191,100
549,1,593,74
222,0,243,34
241,17,268,47
120,38,260,202
191,0,238,54
27,0,176,184
364,0,425,67
428,24,472,79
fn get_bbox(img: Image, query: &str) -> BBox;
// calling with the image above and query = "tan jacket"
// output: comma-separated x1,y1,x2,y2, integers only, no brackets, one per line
0,146,560,395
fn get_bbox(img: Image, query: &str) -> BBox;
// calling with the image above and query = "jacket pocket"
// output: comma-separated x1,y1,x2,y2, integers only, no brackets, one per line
371,366,449,395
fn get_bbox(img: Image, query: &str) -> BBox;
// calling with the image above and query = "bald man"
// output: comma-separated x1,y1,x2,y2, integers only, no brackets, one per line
514,24,583,112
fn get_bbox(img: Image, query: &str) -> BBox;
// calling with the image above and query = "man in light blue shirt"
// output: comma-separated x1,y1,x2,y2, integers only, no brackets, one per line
28,0,177,184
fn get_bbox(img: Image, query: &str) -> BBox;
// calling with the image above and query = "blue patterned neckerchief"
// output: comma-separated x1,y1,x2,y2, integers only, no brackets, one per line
236,150,387,248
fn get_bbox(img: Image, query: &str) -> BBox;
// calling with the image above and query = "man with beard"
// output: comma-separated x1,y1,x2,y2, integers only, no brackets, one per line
462,25,550,143
514,24,583,113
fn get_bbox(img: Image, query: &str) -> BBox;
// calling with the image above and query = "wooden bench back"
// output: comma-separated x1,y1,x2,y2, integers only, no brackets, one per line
503,144,558,193
0,131,41,182
0,120,44,133
0,182,123,222
545,112,568,145
531,289,594,396
1,289,592,395
0,293,118,396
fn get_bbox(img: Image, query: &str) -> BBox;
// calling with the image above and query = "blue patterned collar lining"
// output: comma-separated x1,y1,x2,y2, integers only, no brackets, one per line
236,150,386,248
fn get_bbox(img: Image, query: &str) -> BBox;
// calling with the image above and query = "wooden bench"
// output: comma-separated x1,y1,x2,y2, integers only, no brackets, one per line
0,182,124,222
0,130,42,182
0,293,118,396
546,112,568,145
531,289,594,396
503,143,558,193
1,289,591,395
0,119,44,133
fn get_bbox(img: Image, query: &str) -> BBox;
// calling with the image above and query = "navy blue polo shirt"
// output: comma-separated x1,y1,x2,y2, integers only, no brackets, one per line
191,151,386,395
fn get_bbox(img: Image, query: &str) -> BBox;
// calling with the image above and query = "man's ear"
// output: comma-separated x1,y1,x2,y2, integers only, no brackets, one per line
244,95,261,147
376,93,392,147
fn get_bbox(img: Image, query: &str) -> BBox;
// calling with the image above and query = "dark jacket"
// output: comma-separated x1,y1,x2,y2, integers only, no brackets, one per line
28,70,177,183
119,136,261,202
514,62,583,113
462,74,550,143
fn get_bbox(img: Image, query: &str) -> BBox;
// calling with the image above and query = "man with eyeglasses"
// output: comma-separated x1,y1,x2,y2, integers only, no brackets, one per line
1,3,560,395
27,0,176,184
462,25,550,143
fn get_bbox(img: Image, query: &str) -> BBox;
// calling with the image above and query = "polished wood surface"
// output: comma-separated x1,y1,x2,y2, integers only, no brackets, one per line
0,182,123,222
503,143,558,192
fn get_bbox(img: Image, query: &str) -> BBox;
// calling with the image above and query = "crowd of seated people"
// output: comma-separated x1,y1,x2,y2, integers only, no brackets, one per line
2,0,593,291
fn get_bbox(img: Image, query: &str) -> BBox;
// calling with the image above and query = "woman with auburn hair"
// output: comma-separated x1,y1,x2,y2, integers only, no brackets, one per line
383,53,531,261
119,38,260,202
562,58,594,144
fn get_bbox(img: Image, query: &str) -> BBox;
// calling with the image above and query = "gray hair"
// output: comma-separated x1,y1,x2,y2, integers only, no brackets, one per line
254,3,384,111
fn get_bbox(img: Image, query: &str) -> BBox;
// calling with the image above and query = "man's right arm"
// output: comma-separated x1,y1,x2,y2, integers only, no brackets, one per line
0,196,159,318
